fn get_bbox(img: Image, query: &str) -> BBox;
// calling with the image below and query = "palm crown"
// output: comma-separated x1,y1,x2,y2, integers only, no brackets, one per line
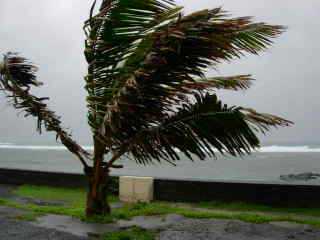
84,0,291,165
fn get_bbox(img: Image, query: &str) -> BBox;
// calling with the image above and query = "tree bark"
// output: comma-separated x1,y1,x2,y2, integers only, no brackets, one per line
85,137,110,217
85,167,111,216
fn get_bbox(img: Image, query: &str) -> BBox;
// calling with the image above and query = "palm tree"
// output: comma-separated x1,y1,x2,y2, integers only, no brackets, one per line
0,0,292,217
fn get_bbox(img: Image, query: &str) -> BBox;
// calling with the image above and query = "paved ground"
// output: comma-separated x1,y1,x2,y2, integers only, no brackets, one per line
160,218,320,240
2,207,320,240
0,207,86,240
1,184,320,240
0,218,86,240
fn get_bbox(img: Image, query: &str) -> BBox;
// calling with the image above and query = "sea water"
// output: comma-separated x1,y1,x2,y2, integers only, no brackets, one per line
0,143,320,185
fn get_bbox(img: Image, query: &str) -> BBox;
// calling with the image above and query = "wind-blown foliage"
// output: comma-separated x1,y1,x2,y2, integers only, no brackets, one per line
0,53,91,167
85,1,292,165
84,0,183,131
115,93,290,165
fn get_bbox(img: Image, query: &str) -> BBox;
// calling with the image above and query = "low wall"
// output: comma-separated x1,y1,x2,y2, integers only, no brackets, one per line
1,168,320,207
154,178,320,207
0,168,119,194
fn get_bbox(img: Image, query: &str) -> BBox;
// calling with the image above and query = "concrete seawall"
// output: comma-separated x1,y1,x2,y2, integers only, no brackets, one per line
1,168,320,207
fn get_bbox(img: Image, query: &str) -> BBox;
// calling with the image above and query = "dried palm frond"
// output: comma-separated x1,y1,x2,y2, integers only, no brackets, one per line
1,52,42,89
0,53,91,167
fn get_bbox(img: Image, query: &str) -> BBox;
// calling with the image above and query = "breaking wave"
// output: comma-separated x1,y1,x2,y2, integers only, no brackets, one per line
0,143,319,153
0,143,93,151
258,145,320,153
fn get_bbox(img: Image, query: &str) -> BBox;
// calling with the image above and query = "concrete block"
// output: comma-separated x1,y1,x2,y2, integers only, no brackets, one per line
119,176,134,202
119,176,154,203
134,177,154,203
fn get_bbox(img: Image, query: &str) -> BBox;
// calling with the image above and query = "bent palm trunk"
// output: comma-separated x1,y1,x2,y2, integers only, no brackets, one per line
86,169,111,216
85,140,111,217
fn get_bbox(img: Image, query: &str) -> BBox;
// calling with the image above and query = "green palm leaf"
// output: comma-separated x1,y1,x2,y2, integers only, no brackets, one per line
110,93,291,165
84,0,182,130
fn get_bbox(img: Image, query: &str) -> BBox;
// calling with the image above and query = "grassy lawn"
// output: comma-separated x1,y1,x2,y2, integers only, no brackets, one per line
14,185,118,207
15,185,87,206
0,185,320,228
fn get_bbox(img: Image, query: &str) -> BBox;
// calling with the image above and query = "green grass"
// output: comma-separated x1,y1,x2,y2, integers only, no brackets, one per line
115,202,320,227
0,197,85,219
13,185,117,208
1,185,117,223
1,185,320,228
12,185,320,218
14,185,86,207
2,197,320,227
197,201,320,217
102,227,156,240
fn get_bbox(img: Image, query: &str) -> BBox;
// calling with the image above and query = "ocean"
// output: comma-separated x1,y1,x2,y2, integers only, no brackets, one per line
0,143,320,185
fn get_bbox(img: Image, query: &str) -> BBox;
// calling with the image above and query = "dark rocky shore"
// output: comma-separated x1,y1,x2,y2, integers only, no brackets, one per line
280,172,320,182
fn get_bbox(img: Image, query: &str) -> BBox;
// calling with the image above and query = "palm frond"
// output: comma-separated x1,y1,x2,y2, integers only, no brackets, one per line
84,2,291,164
84,0,182,130
114,93,292,165
93,7,285,148
0,52,42,89
0,53,91,167
191,75,254,91
240,108,292,133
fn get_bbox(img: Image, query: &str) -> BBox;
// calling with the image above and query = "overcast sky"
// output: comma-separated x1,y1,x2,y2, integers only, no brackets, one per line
0,0,319,145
